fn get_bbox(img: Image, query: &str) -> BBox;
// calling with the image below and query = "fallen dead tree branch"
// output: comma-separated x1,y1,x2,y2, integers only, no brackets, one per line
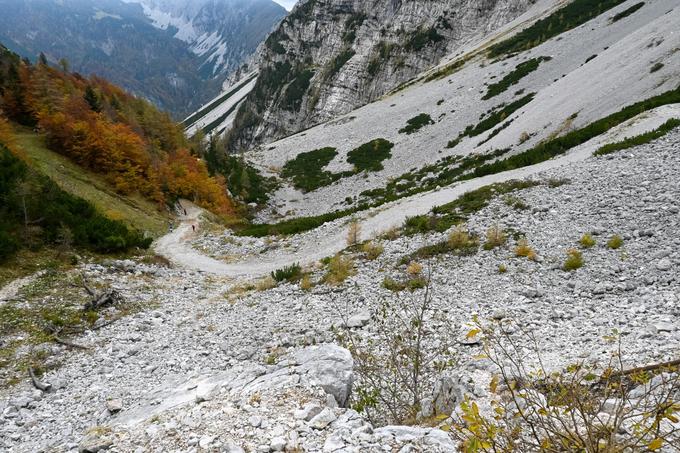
78,274,124,311
614,358,680,378
53,336,90,350
29,367,52,392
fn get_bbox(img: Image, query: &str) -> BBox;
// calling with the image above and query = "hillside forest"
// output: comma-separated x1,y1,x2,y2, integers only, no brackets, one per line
0,45,235,261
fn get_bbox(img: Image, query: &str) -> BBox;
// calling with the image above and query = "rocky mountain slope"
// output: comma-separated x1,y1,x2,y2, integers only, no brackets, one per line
192,0,536,147
242,0,679,223
2,0,680,451
2,124,679,451
0,0,285,117
127,0,286,78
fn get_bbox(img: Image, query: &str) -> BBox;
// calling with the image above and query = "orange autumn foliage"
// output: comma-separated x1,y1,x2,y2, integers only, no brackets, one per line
0,116,16,150
0,47,235,218
160,149,234,217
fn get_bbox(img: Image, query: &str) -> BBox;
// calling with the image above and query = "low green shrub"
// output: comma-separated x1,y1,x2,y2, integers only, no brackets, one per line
236,207,355,237
650,62,664,73
399,114,434,135
595,118,680,156
463,94,535,137
611,2,645,22
488,0,627,57
483,57,551,100
470,86,680,178
281,147,345,192
347,139,394,172
271,263,302,282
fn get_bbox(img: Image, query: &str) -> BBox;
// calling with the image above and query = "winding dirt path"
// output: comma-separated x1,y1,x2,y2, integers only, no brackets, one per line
154,105,680,278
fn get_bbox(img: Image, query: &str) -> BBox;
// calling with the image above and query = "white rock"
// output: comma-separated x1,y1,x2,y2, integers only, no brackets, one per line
270,436,287,451
106,399,123,414
309,408,337,430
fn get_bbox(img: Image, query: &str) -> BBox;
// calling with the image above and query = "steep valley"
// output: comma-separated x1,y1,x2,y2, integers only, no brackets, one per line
1,0,680,451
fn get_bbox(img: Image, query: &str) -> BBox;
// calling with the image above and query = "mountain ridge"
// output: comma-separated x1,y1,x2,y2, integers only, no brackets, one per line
0,0,286,117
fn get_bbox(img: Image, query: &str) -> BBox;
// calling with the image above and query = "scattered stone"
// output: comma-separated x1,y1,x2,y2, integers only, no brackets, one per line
344,311,371,328
249,415,262,427
78,435,113,453
270,437,286,451
106,399,123,414
294,403,323,421
656,259,672,271
308,408,337,430
199,435,215,449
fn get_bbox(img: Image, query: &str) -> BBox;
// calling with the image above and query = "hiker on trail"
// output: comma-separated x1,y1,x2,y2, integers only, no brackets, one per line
184,208,187,216
192,225,196,232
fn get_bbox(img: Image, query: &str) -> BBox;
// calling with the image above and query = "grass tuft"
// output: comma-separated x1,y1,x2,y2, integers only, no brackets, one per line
323,254,355,285
607,235,624,250
579,233,596,248
563,248,584,271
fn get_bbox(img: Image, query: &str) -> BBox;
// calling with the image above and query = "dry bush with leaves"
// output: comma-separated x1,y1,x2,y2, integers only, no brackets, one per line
515,238,537,261
452,322,680,452
484,224,507,250
347,219,362,246
323,254,356,285
362,241,384,260
334,271,456,425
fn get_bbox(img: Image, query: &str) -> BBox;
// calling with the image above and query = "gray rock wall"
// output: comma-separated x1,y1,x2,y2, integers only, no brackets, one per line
227,0,535,150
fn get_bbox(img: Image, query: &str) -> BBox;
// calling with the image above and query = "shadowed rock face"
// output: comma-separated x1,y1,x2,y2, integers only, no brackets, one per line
226,0,534,150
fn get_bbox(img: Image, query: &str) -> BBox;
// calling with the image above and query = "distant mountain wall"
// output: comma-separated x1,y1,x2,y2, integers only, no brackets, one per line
225,0,534,150
0,0,286,117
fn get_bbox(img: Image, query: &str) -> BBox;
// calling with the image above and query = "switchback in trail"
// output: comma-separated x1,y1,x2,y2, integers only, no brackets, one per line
154,105,680,278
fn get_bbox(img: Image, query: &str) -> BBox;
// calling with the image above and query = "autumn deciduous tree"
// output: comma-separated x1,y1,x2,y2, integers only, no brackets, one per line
160,149,234,216
0,45,237,219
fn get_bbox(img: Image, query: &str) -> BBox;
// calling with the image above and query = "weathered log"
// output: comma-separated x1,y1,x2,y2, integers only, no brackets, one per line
82,290,123,312
29,367,52,392
615,358,680,378
54,336,90,350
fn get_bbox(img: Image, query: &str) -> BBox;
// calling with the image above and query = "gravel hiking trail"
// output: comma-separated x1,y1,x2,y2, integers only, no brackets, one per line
155,105,680,278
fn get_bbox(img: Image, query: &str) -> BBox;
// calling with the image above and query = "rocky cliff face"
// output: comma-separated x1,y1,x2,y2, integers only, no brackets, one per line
226,0,535,150
131,0,287,77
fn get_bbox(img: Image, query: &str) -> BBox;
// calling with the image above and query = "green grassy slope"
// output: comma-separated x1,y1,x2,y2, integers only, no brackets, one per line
13,130,171,237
